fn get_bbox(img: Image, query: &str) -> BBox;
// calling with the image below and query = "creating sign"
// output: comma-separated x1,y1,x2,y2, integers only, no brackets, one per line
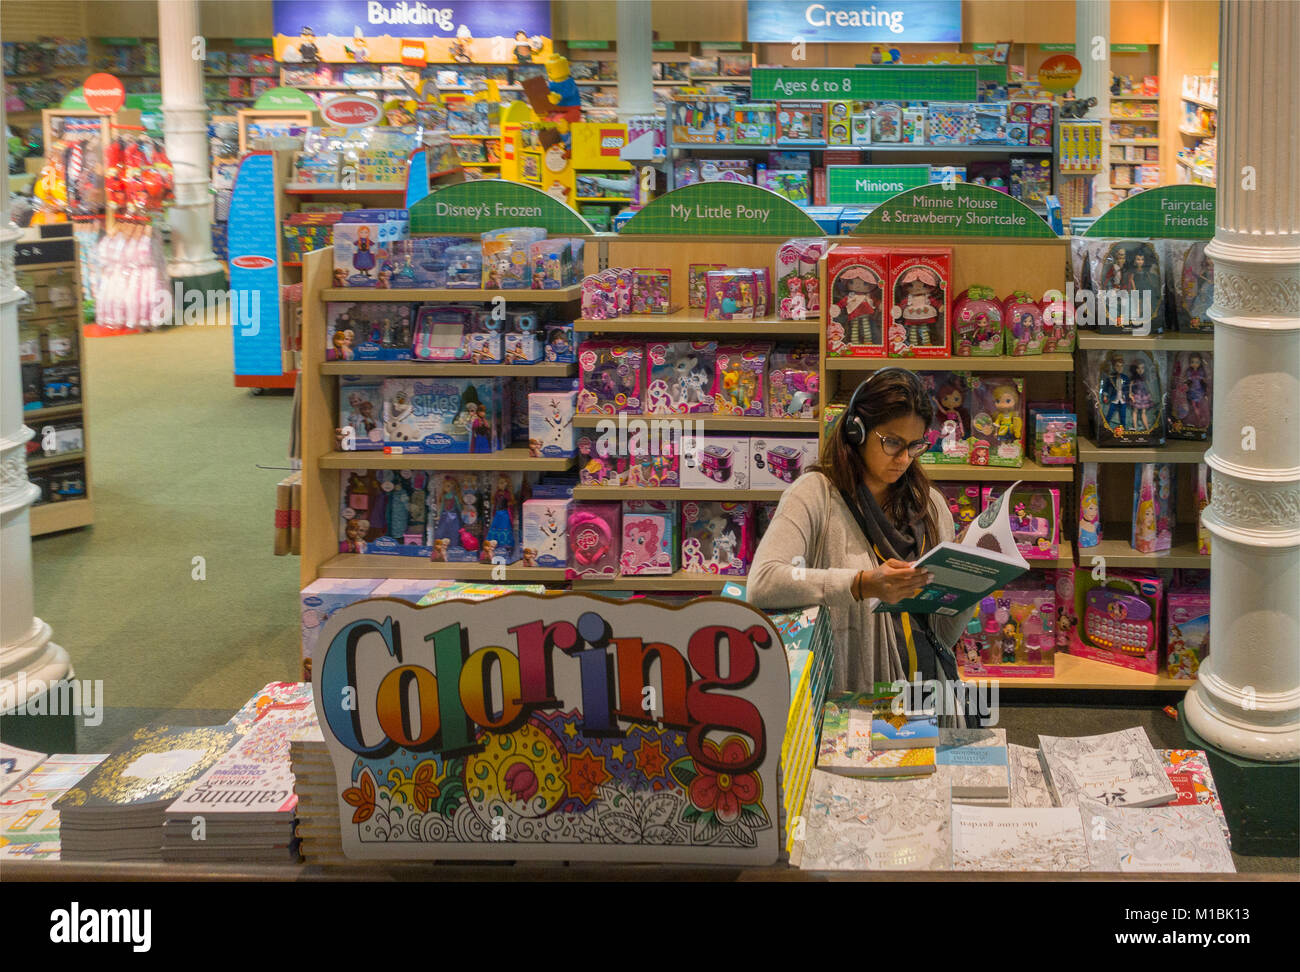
853,182,1058,238
1083,184,1215,240
313,593,788,862
826,164,931,206
619,182,824,237
747,0,962,43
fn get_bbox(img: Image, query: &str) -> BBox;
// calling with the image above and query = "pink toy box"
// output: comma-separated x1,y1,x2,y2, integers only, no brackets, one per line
1132,462,1175,553
937,484,981,530
951,286,1004,356
967,375,1025,467
577,340,643,414
681,501,752,575
826,245,888,356
645,341,717,414
1166,587,1209,680
620,500,677,576
1070,569,1163,675
714,343,770,417
576,434,628,486
982,484,1061,559
775,237,827,320
887,248,952,358
567,501,621,579
705,269,759,320
919,371,971,465
749,436,817,488
768,345,819,418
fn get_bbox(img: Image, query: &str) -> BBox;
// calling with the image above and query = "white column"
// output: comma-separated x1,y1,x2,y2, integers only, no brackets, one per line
0,171,73,715
159,0,221,278
1185,0,1300,762
616,0,655,121
1075,0,1112,213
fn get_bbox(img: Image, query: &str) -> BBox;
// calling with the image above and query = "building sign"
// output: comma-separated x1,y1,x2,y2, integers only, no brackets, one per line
313,594,788,862
272,1,552,64
747,1,962,44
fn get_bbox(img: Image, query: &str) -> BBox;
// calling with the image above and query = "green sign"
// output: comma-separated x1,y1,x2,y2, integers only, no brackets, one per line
1083,184,1215,240
100,37,141,46
568,41,611,50
704,42,745,50
619,182,822,237
253,87,318,111
972,44,996,51
827,165,930,206
653,41,677,51
1111,44,1150,53
59,88,89,110
855,63,1006,83
853,183,1057,238
233,38,271,47
410,179,594,235
127,93,162,110
751,66,977,102
1039,44,1075,52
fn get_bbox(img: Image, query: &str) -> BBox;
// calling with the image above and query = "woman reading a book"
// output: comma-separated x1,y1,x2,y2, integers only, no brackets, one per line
748,369,977,704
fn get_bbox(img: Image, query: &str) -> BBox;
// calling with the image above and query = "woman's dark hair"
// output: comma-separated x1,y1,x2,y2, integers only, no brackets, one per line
813,370,939,546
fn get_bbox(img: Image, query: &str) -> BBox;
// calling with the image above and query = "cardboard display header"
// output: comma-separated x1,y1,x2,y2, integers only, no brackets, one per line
751,65,977,102
619,182,824,237
1083,185,1216,240
409,179,595,235
852,182,1057,238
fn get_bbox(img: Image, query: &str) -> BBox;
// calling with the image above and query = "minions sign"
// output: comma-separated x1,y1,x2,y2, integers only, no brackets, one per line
312,593,788,863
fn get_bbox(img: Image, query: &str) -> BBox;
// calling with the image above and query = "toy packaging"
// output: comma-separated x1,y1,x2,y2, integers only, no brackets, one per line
528,390,576,458
733,103,777,144
768,345,819,418
1010,156,1053,207
705,269,758,320
826,245,888,356
761,169,811,206
1087,349,1167,447
983,484,1061,559
670,92,733,143
339,469,433,558
581,272,616,320
920,372,972,465
381,377,506,454
951,287,1004,356
851,115,872,145
1030,409,1077,464
1077,462,1103,548
681,501,752,575
1086,238,1165,334
481,237,534,290
502,306,546,365
631,268,671,314
620,500,677,576
938,485,981,530
410,305,491,362
1167,587,1210,680
970,104,1008,144
749,437,817,488
967,375,1025,467
957,582,1058,677
900,107,927,144
714,343,769,417
1070,569,1163,675
1196,463,1212,555
927,103,972,145
1168,349,1212,440
338,376,384,451
427,472,488,563
567,501,621,579
543,323,575,363
775,238,827,320
626,435,680,487
1003,291,1046,355
333,212,398,288
750,266,772,318
1165,239,1215,332
576,434,628,486
888,249,952,357
776,101,826,144
386,236,461,289
301,579,382,680
480,472,524,565
522,497,571,567
645,340,718,414
577,340,643,414
689,263,727,309
870,104,901,143
443,242,483,288
681,434,750,490
327,302,416,361
1132,462,1175,554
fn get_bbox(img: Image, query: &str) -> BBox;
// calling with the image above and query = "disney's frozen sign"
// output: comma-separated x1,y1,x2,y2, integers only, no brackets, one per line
747,0,962,43
313,593,788,863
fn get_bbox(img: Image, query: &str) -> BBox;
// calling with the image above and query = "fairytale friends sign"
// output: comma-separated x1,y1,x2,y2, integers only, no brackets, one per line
313,593,788,862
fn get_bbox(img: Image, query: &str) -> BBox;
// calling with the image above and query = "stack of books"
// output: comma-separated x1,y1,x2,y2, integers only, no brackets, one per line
288,730,349,865
814,685,940,778
54,726,239,862
935,728,1011,806
0,753,107,862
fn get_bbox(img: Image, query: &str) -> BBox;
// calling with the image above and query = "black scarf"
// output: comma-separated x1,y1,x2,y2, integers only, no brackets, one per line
841,484,956,682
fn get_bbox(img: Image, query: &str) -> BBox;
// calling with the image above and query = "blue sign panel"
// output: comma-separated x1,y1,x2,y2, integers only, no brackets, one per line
747,1,963,44
229,152,283,378
272,1,551,39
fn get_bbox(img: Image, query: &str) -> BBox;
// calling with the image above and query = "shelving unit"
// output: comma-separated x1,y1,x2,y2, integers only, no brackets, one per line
1178,75,1218,187
827,353,1074,373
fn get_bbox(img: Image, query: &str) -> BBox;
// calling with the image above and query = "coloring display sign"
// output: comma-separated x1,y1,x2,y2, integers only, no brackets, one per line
313,593,788,862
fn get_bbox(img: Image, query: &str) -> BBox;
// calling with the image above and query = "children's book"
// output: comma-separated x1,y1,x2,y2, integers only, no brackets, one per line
1008,743,1055,808
796,769,950,870
1080,799,1235,872
951,805,1090,871
1038,727,1177,808
816,702,936,776
1159,748,1231,847
935,728,1010,801
874,481,1029,615
0,744,46,796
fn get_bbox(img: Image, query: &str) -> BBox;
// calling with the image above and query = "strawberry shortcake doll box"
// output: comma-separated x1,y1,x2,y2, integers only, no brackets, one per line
887,248,952,358
825,245,889,357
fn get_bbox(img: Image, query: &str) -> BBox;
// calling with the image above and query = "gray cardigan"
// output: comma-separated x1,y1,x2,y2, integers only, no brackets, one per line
747,471,977,694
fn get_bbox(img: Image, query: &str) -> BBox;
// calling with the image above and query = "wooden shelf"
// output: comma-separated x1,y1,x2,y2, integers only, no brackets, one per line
571,571,742,592
915,459,1074,482
1181,94,1218,111
1178,126,1215,138
576,196,632,203
827,353,1074,373
1077,436,1210,464
572,413,818,432
323,285,581,303
1077,331,1213,351
570,486,788,501
30,498,93,537
322,361,575,377
1110,95,1160,101
28,451,85,470
965,651,1194,691
576,311,822,335
285,186,406,195
1111,139,1160,146
318,554,566,582
320,448,574,472
1085,527,1209,568
23,403,83,422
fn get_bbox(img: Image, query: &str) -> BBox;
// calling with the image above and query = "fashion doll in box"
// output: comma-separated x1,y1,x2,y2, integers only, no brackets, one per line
1170,351,1212,438
1128,358,1155,431
894,268,942,349
829,265,883,347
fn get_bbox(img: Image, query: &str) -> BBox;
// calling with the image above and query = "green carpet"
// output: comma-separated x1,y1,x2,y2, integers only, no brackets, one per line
31,325,301,710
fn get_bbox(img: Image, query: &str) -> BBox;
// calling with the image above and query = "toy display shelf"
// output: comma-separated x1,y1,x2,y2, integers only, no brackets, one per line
571,486,788,502
1112,139,1160,146
235,108,317,155
1076,331,1213,351
570,572,741,592
1181,94,1219,111
1110,95,1160,101
316,555,567,581
321,361,575,377
1077,436,1210,464
319,449,575,472
19,240,94,538
915,460,1074,483
827,353,1074,373
965,651,1193,691
572,414,820,433
575,313,822,336
1088,526,1208,569
322,285,581,303
40,108,142,234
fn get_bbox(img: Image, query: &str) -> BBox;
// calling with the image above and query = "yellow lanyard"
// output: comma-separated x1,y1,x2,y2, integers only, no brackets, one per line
870,541,923,678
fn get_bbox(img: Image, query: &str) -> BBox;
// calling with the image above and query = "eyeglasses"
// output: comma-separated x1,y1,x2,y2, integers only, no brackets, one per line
874,430,929,459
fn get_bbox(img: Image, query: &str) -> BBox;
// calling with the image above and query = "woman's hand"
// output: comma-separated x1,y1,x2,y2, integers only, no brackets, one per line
858,559,934,604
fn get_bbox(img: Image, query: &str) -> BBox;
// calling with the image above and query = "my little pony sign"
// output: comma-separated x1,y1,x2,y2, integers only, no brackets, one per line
313,593,788,862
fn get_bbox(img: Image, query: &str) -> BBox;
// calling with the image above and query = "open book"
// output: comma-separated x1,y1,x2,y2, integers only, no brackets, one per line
874,482,1030,616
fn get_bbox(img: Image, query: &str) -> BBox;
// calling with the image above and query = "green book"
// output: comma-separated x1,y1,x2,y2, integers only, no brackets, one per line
874,483,1029,616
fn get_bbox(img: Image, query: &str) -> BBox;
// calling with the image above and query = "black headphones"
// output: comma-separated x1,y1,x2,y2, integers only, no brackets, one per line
842,368,926,446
